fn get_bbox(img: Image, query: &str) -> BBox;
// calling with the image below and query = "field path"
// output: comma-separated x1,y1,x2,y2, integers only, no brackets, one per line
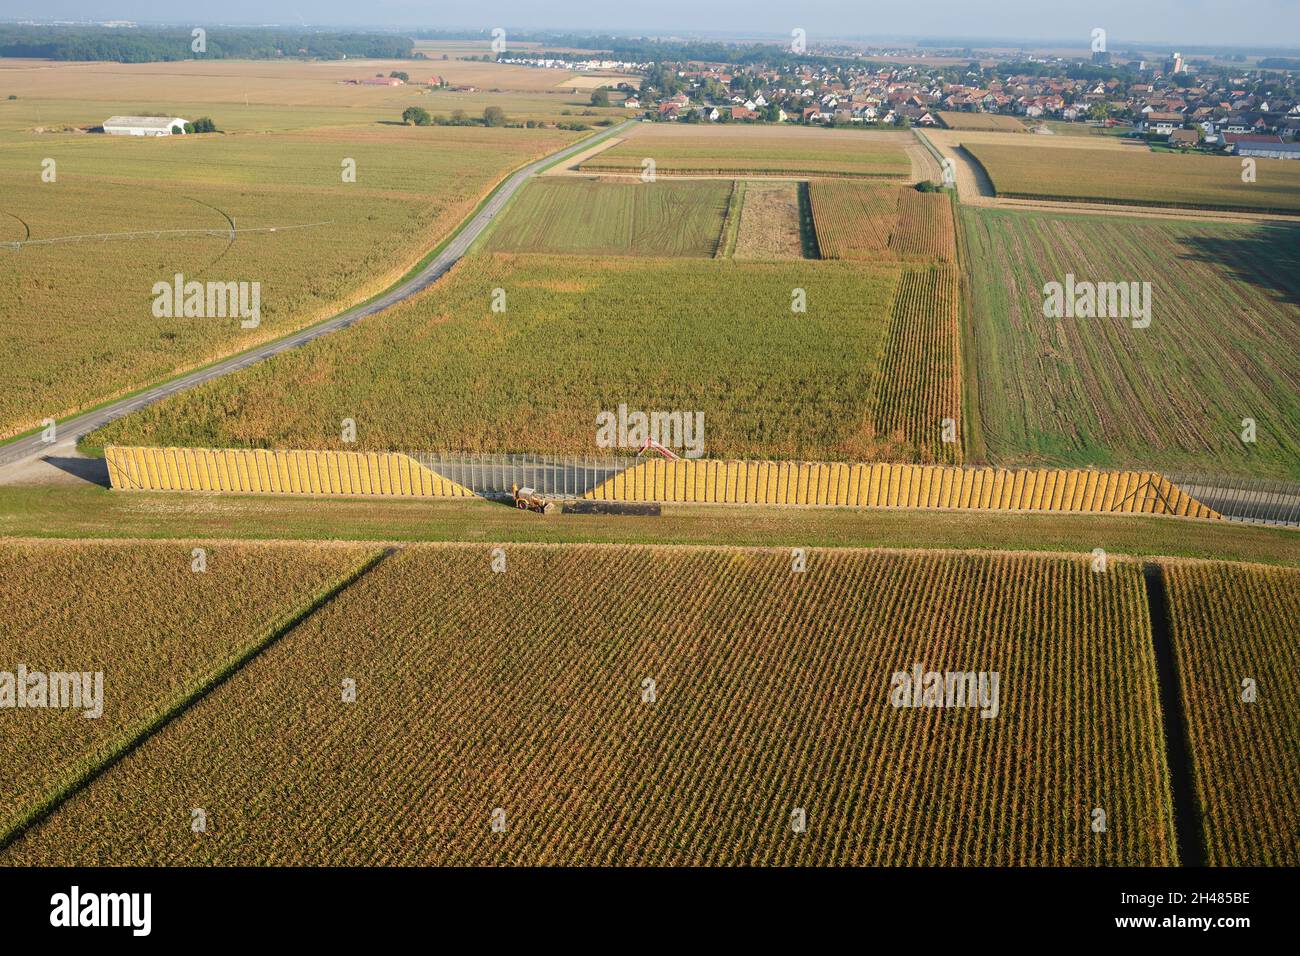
0,120,637,482
916,130,1300,224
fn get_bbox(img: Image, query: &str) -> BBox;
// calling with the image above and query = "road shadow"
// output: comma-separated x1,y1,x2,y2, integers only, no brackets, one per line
1176,222,1300,308
44,456,110,488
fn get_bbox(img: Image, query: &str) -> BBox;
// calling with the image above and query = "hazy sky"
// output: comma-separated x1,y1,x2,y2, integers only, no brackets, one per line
8,1,1300,48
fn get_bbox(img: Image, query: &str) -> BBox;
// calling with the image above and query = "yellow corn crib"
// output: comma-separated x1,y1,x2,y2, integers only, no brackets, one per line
582,459,1219,519
103,447,1219,519
104,446,474,498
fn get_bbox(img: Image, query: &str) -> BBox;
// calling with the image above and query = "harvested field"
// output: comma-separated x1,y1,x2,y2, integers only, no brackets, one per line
2,545,1176,866
966,142,1300,214
937,112,1025,132
555,75,640,91
579,123,913,178
89,255,902,461
0,55,617,99
0,124,575,441
0,538,376,846
485,178,730,257
961,206,1300,478
733,181,804,260
1163,561,1300,866
866,265,963,463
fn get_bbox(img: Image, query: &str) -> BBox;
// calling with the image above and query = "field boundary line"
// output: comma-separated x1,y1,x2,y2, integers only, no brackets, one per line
0,546,393,853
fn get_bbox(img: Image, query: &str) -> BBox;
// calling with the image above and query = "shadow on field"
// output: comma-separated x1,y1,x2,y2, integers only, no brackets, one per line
1176,223,1300,308
44,456,110,488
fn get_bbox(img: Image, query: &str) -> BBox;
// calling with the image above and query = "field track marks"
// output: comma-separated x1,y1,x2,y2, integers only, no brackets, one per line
0,548,392,854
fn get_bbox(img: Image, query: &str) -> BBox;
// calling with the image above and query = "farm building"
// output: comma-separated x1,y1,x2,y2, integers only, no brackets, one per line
1228,135,1300,160
103,116,189,136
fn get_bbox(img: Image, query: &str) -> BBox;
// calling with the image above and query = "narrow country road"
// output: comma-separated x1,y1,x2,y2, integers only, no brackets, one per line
0,121,636,477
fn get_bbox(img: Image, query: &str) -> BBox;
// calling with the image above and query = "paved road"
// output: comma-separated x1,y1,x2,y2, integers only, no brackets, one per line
0,122,635,474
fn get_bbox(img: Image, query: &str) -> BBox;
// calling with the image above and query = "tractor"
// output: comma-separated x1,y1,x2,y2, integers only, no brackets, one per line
511,484,557,515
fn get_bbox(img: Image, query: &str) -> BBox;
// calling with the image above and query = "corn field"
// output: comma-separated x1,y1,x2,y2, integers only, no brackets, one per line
0,539,377,847
4,545,1175,866
1162,561,1300,866
866,265,964,463
808,180,898,258
809,182,956,263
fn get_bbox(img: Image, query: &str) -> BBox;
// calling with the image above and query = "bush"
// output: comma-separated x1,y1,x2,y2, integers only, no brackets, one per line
390,71,409,83
191,116,217,133
915,180,940,193
482,106,506,127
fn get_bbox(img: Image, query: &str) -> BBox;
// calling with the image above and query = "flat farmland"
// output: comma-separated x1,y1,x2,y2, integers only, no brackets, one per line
962,206,1300,478
966,142,1300,213
2,545,1176,866
0,124,574,440
88,254,902,460
579,123,913,178
809,182,956,262
0,538,376,847
0,55,620,100
1163,561,1299,866
867,265,963,463
486,178,731,257
937,112,1025,132
733,181,804,259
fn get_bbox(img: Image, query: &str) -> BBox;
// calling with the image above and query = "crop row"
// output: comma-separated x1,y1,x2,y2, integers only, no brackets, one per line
867,265,963,463
1163,561,1299,866
4,545,1174,866
0,539,377,846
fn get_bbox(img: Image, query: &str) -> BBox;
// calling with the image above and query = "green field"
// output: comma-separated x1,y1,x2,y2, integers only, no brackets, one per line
1164,561,1300,866
0,124,575,440
1,545,1174,866
486,178,731,256
961,206,1300,478
5,484,1300,568
88,254,902,459
965,142,1300,213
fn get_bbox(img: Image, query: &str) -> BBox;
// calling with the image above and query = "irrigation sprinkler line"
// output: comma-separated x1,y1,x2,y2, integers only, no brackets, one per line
1,220,332,251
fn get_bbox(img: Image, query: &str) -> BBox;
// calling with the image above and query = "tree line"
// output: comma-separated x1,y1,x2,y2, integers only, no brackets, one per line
0,26,413,63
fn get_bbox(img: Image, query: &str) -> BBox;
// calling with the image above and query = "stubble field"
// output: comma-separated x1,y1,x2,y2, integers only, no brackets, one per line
961,205,1300,478
579,123,914,178
0,124,575,440
965,142,1300,213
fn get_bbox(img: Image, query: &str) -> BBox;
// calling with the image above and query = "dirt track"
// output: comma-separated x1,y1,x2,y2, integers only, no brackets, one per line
916,130,1300,224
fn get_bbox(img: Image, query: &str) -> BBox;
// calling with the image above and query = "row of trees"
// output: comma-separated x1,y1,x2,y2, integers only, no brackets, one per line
0,26,413,62
402,106,508,127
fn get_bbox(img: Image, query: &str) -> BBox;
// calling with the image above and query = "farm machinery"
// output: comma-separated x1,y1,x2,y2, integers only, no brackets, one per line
511,484,557,515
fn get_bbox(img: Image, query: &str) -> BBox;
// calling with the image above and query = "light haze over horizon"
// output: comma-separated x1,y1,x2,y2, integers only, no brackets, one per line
5,1,1300,49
